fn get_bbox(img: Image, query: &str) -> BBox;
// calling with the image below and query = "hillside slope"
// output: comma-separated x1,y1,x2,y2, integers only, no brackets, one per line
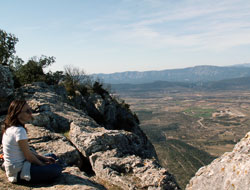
92,65,250,84
142,124,215,189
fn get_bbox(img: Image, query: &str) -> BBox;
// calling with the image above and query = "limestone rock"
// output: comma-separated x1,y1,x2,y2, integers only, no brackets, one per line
69,121,180,189
104,104,117,125
26,124,81,167
69,121,155,158
17,83,88,132
186,132,250,190
88,94,105,115
0,65,14,114
90,149,180,190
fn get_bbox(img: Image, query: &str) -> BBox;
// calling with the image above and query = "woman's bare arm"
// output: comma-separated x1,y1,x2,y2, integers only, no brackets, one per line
33,152,55,164
18,139,45,166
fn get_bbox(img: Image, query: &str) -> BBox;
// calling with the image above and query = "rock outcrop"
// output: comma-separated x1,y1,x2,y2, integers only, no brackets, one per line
26,124,82,167
0,65,14,114
0,82,180,190
186,132,250,190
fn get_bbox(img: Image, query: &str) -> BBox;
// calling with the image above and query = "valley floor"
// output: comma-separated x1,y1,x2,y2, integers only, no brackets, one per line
116,89,250,189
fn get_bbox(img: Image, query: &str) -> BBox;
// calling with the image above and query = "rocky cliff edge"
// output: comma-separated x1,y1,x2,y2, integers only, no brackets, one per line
0,65,180,190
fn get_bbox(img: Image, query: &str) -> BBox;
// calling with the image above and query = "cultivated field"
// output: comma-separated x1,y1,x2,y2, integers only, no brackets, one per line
116,89,250,188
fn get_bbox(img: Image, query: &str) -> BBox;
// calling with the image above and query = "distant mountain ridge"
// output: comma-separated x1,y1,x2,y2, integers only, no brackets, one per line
92,64,250,84
230,63,250,68
111,76,250,92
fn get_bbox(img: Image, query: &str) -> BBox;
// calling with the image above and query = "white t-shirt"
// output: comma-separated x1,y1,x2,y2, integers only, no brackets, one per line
2,126,28,164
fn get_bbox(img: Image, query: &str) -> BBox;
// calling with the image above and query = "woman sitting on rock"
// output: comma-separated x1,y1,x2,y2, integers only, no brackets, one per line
2,100,62,183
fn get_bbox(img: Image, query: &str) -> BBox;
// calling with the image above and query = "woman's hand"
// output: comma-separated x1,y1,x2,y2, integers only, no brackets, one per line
43,156,56,164
18,139,45,166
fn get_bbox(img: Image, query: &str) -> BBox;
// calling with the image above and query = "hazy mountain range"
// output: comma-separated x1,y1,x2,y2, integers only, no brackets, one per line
110,76,250,92
92,64,250,84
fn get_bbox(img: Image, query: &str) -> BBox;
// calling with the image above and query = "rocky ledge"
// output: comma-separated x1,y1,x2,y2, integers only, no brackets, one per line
1,80,180,190
186,132,250,190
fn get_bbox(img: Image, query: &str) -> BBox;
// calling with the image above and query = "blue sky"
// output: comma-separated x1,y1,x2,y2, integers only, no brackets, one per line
1,0,250,74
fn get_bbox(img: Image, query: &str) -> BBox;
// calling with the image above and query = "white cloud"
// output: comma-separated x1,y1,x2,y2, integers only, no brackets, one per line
103,0,250,51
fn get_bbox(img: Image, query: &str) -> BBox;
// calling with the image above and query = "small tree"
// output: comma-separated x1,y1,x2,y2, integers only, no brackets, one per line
14,55,55,86
8,55,24,72
37,55,55,68
0,29,18,66
93,81,108,96
45,71,64,85
63,65,91,96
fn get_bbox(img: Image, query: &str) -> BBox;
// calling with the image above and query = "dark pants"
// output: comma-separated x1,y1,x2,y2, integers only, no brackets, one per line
29,153,62,183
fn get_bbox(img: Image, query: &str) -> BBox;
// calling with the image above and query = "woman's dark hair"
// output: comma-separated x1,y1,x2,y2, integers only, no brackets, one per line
3,100,27,134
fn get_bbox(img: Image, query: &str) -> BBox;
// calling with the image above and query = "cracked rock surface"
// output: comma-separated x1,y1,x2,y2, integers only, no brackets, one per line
1,80,180,189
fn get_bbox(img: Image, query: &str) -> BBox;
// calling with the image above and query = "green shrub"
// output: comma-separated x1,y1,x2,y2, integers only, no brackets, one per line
13,56,55,86
62,65,92,96
45,71,64,85
0,29,18,66
93,81,108,96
